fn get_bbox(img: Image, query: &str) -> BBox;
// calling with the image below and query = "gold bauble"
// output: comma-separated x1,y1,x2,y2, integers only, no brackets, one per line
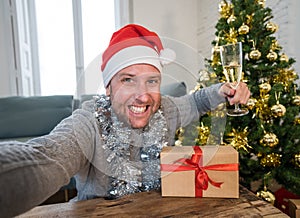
266,22,278,33
260,132,279,148
256,0,265,7
227,14,236,24
260,153,281,167
198,70,210,82
271,104,286,117
259,82,271,94
256,188,276,205
279,53,289,62
246,98,257,110
294,117,300,125
294,154,300,168
238,24,250,35
218,0,227,12
249,50,261,60
267,51,278,61
292,95,300,106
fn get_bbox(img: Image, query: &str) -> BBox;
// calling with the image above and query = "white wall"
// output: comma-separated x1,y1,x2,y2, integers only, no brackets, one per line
131,0,200,92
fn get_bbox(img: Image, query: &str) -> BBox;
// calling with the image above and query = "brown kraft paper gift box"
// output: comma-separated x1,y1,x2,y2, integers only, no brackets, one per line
289,199,300,218
160,145,239,198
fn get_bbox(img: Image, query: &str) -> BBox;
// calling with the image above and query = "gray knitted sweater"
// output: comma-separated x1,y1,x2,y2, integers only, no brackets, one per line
0,83,224,217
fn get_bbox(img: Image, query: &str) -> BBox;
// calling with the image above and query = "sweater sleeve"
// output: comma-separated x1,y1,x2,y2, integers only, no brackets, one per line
0,107,98,218
192,83,226,115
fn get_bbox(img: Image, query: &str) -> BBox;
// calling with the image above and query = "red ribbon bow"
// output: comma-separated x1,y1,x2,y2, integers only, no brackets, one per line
161,146,239,197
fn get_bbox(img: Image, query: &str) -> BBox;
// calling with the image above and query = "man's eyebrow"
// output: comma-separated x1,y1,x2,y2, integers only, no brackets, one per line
118,72,135,77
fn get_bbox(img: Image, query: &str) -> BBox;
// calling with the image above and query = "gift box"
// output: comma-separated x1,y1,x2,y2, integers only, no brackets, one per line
289,199,300,218
160,145,239,198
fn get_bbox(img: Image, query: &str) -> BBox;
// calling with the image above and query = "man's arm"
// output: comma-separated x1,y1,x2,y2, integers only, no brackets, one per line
0,109,97,218
193,82,250,113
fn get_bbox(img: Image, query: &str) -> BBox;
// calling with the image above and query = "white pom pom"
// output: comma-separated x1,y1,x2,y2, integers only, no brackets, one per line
159,48,176,65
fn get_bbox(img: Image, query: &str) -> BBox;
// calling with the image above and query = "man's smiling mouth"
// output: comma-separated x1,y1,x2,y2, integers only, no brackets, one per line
129,105,148,113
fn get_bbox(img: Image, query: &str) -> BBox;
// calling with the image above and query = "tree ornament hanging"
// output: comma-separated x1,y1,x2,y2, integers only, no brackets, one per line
256,187,276,205
271,92,286,118
279,53,289,62
212,45,220,54
266,50,278,61
218,0,232,18
260,153,281,167
198,69,210,83
294,153,300,168
271,104,286,118
292,95,300,106
256,172,276,205
226,127,252,152
270,40,281,51
294,117,300,125
238,23,250,35
249,49,261,60
227,14,236,24
273,69,297,91
246,14,254,25
255,0,266,7
225,28,238,44
211,44,221,67
260,132,279,148
175,127,184,146
246,98,257,110
266,22,278,33
259,82,271,94
249,40,261,60
196,122,210,145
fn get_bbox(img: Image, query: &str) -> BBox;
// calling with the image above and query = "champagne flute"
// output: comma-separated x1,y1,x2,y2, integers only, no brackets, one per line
220,42,249,116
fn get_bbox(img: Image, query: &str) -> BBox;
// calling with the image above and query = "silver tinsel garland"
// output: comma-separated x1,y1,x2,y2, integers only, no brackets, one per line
94,95,168,199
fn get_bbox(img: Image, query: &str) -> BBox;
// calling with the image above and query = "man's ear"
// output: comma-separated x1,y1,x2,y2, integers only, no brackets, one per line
106,85,110,96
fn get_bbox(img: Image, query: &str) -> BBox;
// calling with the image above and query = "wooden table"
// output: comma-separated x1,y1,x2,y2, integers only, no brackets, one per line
17,186,288,218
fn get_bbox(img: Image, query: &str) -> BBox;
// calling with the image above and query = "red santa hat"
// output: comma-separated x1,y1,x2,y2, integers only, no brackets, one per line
101,24,176,87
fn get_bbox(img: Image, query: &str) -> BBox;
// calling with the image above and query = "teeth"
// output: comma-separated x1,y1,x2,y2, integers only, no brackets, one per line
130,105,147,113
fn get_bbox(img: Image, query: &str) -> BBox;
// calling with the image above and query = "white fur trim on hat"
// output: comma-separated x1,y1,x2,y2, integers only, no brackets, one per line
102,46,158,87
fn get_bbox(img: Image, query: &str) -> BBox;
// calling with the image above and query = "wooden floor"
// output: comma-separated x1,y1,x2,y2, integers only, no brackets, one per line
19,186,288,218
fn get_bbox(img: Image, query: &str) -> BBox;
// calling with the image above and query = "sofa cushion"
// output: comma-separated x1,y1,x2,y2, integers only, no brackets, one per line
0,95,73,139
161,82,187,97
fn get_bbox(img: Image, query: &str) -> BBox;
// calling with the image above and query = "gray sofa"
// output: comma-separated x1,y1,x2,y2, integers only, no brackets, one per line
0,95,74,141
0,95,76,203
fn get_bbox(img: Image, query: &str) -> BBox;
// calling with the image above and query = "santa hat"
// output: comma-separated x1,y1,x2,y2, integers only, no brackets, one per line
101,24,176,87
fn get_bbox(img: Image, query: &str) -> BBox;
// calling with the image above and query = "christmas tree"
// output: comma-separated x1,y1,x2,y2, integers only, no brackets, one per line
181,0,300,199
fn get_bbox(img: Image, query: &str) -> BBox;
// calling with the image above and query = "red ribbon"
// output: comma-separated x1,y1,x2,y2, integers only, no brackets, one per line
161,146,239,197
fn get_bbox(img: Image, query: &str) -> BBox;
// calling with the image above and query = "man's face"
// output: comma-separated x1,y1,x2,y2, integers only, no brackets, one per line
106,64,161,129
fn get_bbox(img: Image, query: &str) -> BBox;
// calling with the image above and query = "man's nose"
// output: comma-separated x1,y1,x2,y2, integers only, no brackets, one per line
134,83,151,100
136,82,149,95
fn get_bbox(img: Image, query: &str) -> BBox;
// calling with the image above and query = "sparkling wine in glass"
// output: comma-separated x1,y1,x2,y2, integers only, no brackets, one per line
220,42,249,116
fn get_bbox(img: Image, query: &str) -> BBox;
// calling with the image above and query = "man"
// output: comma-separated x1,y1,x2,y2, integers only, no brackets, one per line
0,24,250,217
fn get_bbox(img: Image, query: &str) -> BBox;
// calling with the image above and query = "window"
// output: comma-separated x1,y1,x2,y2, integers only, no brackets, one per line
35,0,115,96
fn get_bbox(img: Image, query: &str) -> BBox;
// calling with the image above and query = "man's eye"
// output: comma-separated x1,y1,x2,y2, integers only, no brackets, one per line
148,79,159,84
121,78,133,83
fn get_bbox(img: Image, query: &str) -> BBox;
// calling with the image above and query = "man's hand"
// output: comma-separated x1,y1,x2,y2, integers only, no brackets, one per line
219,82,251,105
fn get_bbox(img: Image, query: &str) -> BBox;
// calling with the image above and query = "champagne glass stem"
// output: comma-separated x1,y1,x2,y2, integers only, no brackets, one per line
234,103,239,111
